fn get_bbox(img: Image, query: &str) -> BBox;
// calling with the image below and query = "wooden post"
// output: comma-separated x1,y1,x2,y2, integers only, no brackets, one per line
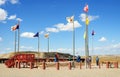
106,62,109,68
99,62,101,69
18,61,20,69
114,62,118,68
42,61,46,70
56,62,59,70
30,62,33,69
68,62,71,70
80,62,82,69
15,61,18,68
89,63,91,69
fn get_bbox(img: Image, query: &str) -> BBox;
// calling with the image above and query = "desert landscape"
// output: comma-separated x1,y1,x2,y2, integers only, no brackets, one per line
0,52,120,77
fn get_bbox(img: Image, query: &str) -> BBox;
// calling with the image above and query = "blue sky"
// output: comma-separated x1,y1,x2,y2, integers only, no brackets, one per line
0,0,120,56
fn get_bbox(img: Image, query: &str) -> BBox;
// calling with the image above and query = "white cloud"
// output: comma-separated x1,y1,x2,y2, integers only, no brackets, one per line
93,43,120,54
112,43,120,49
46,20,81,33
39,31,44,34
21,31,44,38
80,13,86,22
99,37,107,42
0,37,2,42
0,8,8,21
1,20,6,23
20,32,35,38
0,0,19,5
0,0,6,5
8,15,16,20
89,15,99,21
0,9,22,23
20,46,33,49
46,27,59,33
16,18,22,21
20,46,34,51
10,0,19,4
57,48,72,53
80,13,99,22
6,48,11,51
56,21,81,31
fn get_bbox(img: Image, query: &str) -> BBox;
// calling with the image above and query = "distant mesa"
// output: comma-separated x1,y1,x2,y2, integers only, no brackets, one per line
0,51,73,59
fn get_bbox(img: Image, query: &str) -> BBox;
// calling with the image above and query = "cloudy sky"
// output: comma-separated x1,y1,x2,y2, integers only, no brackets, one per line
0,0,120,56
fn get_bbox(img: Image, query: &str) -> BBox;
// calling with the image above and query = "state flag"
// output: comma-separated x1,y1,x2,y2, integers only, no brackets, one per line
84,4,88,12
33,32,39,37
11,24,19,31
66,16,74,23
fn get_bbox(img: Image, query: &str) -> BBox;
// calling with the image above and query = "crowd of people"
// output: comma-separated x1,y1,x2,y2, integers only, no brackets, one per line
53,53,100,67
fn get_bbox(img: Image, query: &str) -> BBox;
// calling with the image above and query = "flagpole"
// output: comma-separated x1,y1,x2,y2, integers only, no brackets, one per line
83,4,89,69
92,34,94,62
37,33,40,64
18,21,20,52
72,16,75,68
48,36,49,53
85,15,89,68
92,34,94,56
38,34,40,56
14,31,17,54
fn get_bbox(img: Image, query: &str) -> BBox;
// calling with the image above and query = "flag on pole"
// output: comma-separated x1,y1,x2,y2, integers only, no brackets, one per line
92,30,95,36
44,33,49,38
84,31,86,39
66,16,74,23
83,4,88,12
33,32,39,37
11,24,19,31
85,17,89,26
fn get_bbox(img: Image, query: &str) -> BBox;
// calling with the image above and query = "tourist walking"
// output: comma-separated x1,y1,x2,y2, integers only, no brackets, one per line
96,56,99,66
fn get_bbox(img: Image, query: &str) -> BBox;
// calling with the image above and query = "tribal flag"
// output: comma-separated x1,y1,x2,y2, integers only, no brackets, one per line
44,33,49,38
11,24,19,31
66,16,74,23
92,30,95,36
83,4,88,12
85,17,89,26
33,32,39,37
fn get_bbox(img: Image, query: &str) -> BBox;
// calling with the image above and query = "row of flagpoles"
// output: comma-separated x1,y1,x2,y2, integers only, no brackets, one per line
10,4,95,66
11,21,50,54
11,21,20,53
65,4,95,67
33,32,50,54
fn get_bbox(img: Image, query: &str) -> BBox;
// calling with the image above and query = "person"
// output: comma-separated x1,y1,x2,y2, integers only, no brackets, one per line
96,56,99,66
76,55,81,62
89,56,92,63
54,53,59,62
68,56,72,61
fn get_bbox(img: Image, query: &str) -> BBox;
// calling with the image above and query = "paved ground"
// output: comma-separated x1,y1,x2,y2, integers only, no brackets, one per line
0,64,120,77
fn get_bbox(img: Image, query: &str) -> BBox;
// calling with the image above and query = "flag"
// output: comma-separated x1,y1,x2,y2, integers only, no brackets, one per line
66,16,74,23
85,17,89,26
33,32,39,37
44,33,49,38
83,4,88,12
11,24,19,31
84,31,86,39
92,30,95,36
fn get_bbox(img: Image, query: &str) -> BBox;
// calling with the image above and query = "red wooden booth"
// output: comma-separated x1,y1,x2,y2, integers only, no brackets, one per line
5,54,35,69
